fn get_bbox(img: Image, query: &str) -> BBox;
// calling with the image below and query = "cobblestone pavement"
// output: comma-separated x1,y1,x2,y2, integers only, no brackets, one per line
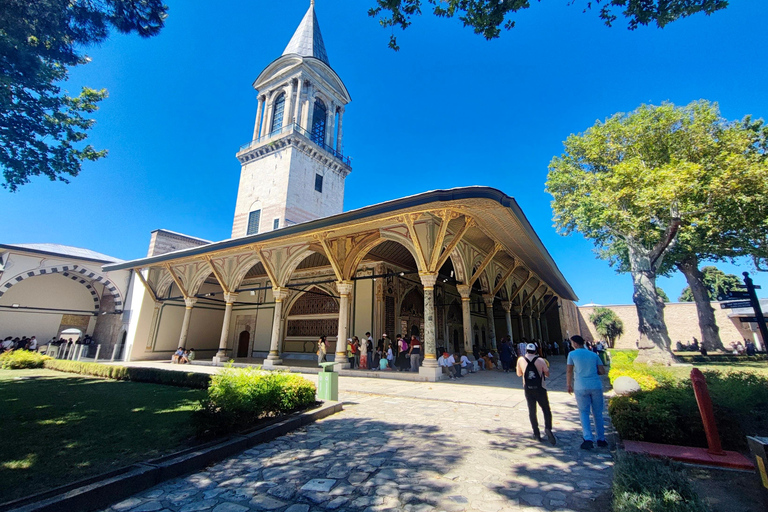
104,360,614,512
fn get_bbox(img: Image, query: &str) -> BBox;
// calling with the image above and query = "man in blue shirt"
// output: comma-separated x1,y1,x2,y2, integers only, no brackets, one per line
566,335,607,450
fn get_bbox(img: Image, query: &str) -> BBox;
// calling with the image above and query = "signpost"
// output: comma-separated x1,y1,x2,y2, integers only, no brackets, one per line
742,272,768,348
718,291,751,300
720,300,753,309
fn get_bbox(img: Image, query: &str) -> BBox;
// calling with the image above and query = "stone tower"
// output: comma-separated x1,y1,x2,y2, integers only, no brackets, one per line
232,1,352,238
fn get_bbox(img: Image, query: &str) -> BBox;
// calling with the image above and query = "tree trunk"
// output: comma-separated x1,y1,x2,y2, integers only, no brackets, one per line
677,256,724,352
627,244,676,365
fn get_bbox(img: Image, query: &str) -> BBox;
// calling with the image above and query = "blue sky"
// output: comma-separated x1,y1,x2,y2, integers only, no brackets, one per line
4,0,767,304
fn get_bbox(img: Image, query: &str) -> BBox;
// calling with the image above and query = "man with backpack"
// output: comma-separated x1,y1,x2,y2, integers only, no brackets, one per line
516,343,556,445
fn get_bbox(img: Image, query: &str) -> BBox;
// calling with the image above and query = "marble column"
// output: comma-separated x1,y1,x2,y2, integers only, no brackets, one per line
264,288,289,367
419,273,441,380
483,294,497,349
457,284,473,354
529,314,535,340
263,97,274,138
283,81,295,128
336,109,344,153
294,79,304,128
253,96,265,141
214,292,239,363
518,312,525,341
178,297,197,348
335,281,353,368
502,301,514,344
326,105,336,148
536,314,543,340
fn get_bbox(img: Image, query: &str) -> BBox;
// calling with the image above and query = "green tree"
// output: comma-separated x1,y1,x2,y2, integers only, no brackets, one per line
588,307,624,348
679,267,741,301
0,0,168,191
655,287,669,303
546,100,767,364
369,0,728,49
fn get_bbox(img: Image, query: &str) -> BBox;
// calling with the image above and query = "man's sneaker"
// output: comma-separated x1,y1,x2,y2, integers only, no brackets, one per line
597,439,609,448
580,440,594,450
545,429,557,446
532,433,542,442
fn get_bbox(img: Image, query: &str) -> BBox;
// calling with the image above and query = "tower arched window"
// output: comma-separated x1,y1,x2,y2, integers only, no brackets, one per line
311,98,327,146
270,93,285,134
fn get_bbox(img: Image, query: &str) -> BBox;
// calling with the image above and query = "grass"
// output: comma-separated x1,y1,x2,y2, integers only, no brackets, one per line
612,453,707,512
0,369,205,503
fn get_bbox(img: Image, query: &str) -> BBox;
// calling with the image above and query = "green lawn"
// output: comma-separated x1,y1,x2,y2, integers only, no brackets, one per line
0,369,205,503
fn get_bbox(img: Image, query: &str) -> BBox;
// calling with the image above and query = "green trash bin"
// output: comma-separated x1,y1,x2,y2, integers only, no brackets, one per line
317,362,339,401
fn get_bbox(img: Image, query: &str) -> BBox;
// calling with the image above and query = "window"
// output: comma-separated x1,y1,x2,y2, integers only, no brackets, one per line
247,209,261,235
310,98,327,145
314,173,323,193
273,218,279,230
270,93,285,134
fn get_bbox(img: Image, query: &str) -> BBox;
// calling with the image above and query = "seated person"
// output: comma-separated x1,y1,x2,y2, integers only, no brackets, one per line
180,349,190,364
171,347,184,363
379,355,390,370
459,353,474,374
447,352,463,378
438,352,458,379
482,352,495,370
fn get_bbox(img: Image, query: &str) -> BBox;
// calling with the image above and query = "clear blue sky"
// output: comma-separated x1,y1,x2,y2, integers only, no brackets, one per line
4,0,767,304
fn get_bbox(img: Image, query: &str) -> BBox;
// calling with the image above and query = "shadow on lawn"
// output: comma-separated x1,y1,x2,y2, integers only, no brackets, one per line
0,371,204,503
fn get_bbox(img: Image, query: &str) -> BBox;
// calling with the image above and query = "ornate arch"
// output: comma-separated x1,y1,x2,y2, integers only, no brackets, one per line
0,264,123,310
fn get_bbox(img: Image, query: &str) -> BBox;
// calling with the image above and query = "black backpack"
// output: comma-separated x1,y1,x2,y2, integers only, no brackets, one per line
524,356,543,390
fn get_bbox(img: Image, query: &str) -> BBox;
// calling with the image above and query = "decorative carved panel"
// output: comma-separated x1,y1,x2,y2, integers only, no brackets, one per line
286,319,339,337
385,296,395,337
288,287,339,315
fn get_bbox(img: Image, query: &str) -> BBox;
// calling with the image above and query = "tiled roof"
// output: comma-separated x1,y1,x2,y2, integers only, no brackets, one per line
0,243,122,263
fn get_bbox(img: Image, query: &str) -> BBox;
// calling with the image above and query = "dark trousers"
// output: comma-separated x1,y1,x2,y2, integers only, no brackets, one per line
524,387,552,436
501,359,511,371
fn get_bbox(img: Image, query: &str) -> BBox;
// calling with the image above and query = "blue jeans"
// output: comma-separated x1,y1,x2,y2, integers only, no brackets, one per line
574,388,605,442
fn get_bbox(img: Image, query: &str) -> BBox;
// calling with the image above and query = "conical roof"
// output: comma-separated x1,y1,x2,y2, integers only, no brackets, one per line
282,1,330,66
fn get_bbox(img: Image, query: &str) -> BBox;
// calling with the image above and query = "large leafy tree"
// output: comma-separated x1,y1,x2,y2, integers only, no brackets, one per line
679,267,741,302
589,307,624,348
0,0,168,191
546,100,767,364
368,0,728,49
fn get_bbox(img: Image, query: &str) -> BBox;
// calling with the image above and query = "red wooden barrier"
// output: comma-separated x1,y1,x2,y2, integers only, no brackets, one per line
691,368,725,455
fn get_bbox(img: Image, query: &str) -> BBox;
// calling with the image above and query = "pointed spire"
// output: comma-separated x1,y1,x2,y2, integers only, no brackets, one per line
282,1,330,66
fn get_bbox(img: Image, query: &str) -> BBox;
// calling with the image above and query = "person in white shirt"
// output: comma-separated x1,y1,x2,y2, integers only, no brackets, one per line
28,337,38,351
447,352,463,378
459,353,474,374
438,352,458,379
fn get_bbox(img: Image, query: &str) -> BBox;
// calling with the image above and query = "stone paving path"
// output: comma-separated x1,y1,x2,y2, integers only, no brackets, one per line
104,360,614,512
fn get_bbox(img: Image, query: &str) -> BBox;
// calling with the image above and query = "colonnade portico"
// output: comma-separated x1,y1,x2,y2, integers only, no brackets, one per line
110,189,578,381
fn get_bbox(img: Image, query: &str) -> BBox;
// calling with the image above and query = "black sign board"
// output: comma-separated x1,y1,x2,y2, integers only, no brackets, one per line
739,316,760,323
724,291,751,300
735,284,761,290
720,300,753,309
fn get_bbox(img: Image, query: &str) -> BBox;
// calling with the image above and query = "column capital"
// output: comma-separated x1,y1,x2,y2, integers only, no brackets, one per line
482,294,495,306
501,300,513,312
223,292,239,304
456,284,472,299
335,280,354,295
184,297,197,308
272,287,290,301
419,272,438,289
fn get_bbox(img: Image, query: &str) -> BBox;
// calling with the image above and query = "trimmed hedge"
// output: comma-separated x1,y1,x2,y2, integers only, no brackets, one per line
43,359,211,389
612,453,706,512
0,350,51,369
609,370,768,451
194,366,316,437
675,354,767,364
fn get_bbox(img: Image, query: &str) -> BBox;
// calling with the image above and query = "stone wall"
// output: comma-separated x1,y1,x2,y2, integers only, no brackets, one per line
147,230,210,257
577,302,762,349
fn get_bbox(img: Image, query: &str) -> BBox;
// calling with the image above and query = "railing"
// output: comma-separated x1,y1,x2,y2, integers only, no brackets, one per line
239,123,351,167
